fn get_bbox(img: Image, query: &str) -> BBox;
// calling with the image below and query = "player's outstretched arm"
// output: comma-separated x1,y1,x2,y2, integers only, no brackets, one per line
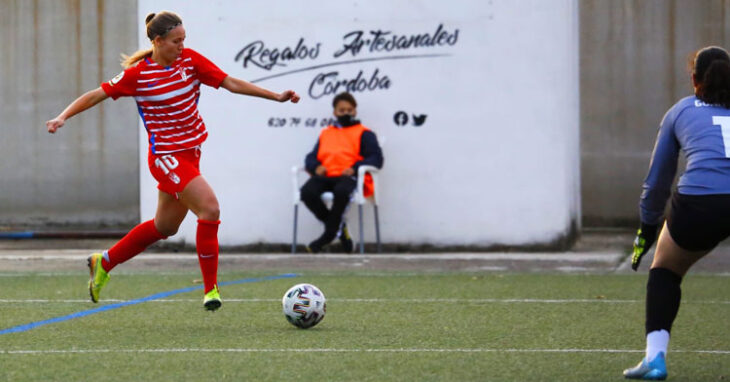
220,76,300,103
46,87,109,133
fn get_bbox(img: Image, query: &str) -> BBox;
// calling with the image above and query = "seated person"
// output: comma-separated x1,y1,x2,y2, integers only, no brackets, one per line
301,92,384,253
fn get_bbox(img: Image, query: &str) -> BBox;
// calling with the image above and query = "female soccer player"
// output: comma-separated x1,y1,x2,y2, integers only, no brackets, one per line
45,11,300,311
625,46,730,379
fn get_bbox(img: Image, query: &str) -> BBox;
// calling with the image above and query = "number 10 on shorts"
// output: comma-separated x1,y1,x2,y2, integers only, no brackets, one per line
155,155,179,175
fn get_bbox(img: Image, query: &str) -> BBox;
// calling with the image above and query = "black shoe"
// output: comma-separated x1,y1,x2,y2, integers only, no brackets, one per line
306,240,323,254
339,224,354,253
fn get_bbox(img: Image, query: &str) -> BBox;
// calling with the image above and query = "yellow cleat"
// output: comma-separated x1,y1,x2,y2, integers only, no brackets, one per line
203,285,222,311
87,253,110,303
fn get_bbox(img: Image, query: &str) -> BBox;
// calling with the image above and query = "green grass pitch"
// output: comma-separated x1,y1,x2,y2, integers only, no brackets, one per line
0,271,728,381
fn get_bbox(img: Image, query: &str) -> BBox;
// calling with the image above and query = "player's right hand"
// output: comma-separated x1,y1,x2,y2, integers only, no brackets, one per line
631,223,659,271
315,165,327,176
46,117,65,134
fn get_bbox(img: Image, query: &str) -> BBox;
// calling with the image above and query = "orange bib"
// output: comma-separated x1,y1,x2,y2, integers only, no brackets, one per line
317,124,375,197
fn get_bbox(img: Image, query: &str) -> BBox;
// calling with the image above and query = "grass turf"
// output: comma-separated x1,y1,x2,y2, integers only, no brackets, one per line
0,271,728,381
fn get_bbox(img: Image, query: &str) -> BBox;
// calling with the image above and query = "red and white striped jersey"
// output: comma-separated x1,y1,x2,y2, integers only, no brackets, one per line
101,48,228,154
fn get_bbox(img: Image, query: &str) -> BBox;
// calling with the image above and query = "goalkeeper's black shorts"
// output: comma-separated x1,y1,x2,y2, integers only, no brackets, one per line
667,192,730,251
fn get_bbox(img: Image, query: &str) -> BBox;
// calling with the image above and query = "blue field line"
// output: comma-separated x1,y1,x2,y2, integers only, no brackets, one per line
0,232,34,239
0,273,298,336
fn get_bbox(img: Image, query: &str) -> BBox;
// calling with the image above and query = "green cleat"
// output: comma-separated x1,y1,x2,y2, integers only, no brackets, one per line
87,253,110,303
203,285,222,311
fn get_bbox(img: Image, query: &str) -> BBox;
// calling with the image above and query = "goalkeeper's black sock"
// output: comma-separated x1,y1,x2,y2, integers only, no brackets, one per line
645,267,682,334
644,268,682,361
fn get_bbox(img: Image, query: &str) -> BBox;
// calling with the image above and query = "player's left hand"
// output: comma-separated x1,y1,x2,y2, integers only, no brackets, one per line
631,222,659,271
278,90,300,103
342,168,355,177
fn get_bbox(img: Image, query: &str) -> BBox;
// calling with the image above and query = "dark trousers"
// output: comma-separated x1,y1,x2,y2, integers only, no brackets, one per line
300,176,357,244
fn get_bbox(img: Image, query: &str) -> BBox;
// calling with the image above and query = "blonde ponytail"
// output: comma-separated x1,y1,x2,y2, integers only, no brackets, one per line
119,11,182,68
120,48,153,68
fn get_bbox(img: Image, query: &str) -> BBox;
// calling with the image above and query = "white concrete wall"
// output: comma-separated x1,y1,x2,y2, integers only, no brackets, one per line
580,0,730,226
0,0,139,228
138,0,580,247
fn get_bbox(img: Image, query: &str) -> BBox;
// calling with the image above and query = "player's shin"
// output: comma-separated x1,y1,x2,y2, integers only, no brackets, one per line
104,219,166,271
645,267,682,360
196,219,220,294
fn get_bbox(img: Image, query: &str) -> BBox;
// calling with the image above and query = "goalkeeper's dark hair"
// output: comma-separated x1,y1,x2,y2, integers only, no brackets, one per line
693,46,730,109
332,92,357,108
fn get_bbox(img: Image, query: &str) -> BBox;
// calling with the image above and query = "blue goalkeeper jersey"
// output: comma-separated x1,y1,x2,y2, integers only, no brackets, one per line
640,96,730,225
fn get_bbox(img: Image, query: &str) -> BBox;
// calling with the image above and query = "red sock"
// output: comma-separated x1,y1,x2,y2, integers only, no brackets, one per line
196,219,220,294
103,219,166,272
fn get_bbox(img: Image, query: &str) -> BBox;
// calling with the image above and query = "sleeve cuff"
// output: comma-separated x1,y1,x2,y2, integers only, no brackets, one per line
212,73,228,89
100,82,118,100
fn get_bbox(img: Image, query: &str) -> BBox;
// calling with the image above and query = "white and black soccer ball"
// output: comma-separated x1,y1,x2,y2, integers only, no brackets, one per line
282,283,326,329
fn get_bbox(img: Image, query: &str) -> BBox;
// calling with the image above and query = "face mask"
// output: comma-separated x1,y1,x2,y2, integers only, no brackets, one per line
336,114,358,127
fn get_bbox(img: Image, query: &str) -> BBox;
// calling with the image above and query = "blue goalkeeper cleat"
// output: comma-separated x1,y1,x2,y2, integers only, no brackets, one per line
623,352,667,380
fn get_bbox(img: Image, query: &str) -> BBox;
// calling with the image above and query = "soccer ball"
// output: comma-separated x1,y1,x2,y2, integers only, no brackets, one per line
282,283,326,329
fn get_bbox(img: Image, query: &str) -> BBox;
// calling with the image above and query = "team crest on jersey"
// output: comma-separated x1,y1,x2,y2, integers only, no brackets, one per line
110,71,124,85
179,68,188,81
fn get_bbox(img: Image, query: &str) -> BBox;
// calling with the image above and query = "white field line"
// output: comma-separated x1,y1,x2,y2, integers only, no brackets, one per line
0,271,500,277
1,347,729,355
0,298,727,304
0,252,624,263
2,271,730,278
0,272,197,277
554,266,599,272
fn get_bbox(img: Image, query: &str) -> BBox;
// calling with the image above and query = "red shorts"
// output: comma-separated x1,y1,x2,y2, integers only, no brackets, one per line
148,147,201,199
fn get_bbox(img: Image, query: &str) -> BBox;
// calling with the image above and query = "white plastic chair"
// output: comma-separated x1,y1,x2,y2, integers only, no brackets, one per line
291,165,381,254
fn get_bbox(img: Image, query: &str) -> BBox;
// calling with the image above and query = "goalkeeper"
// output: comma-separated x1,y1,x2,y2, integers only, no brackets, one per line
625,46,730,380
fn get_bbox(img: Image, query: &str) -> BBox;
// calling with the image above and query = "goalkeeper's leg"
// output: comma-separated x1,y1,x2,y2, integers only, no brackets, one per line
624,227,708,380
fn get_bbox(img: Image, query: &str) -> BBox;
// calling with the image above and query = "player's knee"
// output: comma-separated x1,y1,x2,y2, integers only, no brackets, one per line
300,186,318,202
198,201,220,221
333,187,353,199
